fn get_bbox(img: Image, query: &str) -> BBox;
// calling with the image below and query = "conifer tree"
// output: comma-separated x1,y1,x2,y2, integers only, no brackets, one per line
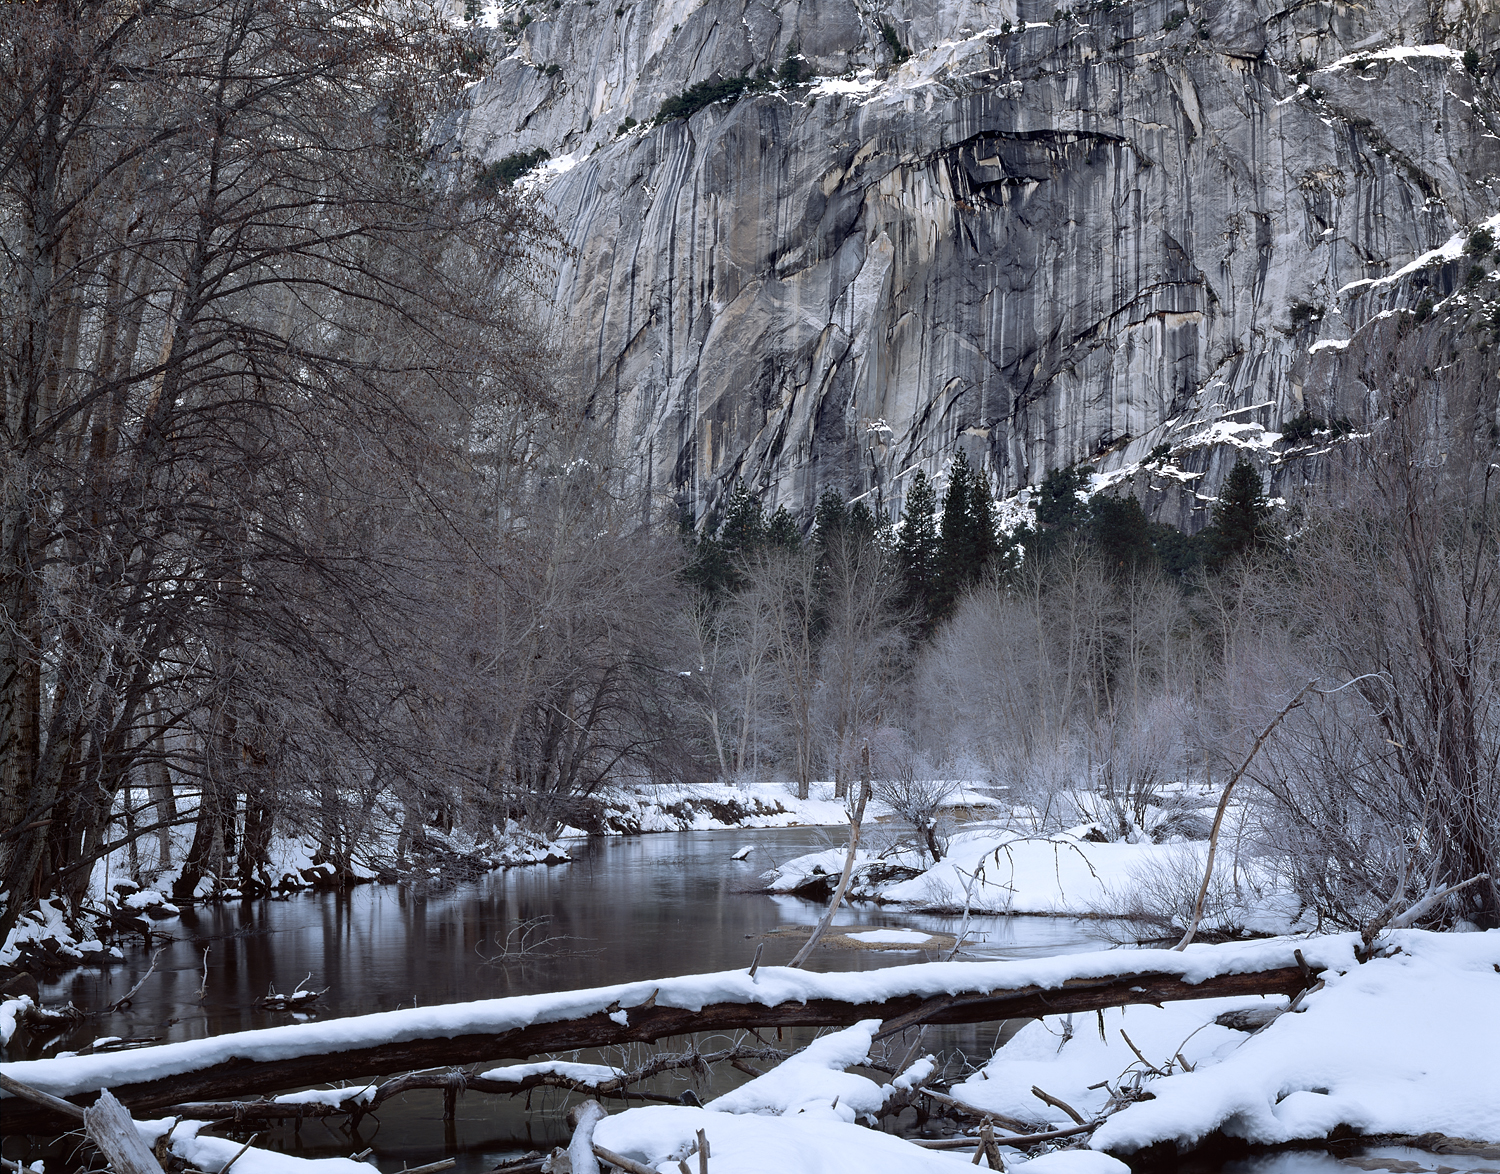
1031,464,1092,555
766,505,801,549
813,489,848,546
1205,459,1274,569
932,452,999,620
1089,493,1153,573
719,484,767,557
894,471,940,618
683,484,766,599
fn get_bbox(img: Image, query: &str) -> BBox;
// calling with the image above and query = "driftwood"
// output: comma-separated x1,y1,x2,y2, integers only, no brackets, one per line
592,1144,660,1174
2,963,1317,1135
84,1090,168,1174
0,1071,86,1121
910,1121,1102,1149
139,1043,788,1125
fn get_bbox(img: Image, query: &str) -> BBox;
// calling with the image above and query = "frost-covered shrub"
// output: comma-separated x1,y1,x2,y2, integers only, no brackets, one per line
1097,848,1247,942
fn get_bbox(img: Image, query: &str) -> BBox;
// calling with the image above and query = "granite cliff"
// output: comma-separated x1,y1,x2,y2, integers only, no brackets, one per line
450,0,1500,528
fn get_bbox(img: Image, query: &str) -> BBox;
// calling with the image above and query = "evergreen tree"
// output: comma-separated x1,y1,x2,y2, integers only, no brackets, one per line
894,471,940,618
766,505,801,549
1089,493,1153,573
932,452,999,620
683,484,767,599
1147,521,1207,582
1205,459,1274,569
812,488,848,547
1030,464,1092,556
845,500,880,545
718,484,767,558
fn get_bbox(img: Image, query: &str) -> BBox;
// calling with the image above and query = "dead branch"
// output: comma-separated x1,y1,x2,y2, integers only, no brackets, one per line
790,745,872,968
1363,873,1492,951
1030,1084,1087,1125
1175,680,1320,950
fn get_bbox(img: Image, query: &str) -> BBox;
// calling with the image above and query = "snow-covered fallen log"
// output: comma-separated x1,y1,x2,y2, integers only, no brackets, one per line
0,935,1353,1134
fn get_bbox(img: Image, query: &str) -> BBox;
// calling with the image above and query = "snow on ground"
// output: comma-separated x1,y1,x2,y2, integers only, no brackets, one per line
0,896,123,970
704,1021,923,1120
950,931,1500,1154
575,782,854,837
136,1117,371,1174
595,1104,976,1172
0,935,1364,1099
952,995,1285,1127
590,1024,968,1170
1090,929,1500,1152
770,821,1276,926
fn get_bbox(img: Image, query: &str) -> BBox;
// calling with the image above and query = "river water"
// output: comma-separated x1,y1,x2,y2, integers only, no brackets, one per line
17,828,1493,1174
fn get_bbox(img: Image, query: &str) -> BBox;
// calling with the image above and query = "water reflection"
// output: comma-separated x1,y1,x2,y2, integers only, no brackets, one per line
26,828,1126,1170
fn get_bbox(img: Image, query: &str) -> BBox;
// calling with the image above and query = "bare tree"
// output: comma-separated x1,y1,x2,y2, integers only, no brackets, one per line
0,0,550,928
814,523,906,798
742,545,819,799
869,734,953,862
1246,315,1500,929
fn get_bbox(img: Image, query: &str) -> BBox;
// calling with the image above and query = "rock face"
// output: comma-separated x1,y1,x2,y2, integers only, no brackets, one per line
454,0,1499,528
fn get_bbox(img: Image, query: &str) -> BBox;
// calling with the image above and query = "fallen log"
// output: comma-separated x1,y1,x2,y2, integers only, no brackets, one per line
1,952,1327,1136
147,1043,788,1124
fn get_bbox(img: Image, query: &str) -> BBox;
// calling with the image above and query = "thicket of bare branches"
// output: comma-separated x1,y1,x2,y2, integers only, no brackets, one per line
1241,320,1500,930
0,0,694,932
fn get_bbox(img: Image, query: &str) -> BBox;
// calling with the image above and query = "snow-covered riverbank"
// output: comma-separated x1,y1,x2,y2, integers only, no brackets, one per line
3,931,1496,1174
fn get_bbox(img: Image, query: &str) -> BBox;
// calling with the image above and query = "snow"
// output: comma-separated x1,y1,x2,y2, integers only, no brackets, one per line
1090,929,1500,1152
946,931,1500,1156
595,1105,974,1172
10,931,1496,1170
845,928,934,944
808,71,883,99
705,1021,903,1120
0,935,1364,1100
1308,338,1351,353
1,996,33,1047
952,994,1281,1128
270,1084,374,1107
1326,44,1463,70
731,846,754,860
135,1117,371,1174
591,783,852,834
121,889,178,914
1022,1154,1131,1174
478,1059,623,1086
869,828,1206,915
1340,211,1500,294
765,847,866,893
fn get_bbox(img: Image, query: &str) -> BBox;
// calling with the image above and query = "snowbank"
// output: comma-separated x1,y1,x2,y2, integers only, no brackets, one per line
583,783,851,836
953,930,1500,1153
595,1104,974,1172
705,1021,924,1121
136,1117,371,1174
1091,929,1500,1152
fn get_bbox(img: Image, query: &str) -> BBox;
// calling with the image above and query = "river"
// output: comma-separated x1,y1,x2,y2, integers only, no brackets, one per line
17,828,1493,1174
